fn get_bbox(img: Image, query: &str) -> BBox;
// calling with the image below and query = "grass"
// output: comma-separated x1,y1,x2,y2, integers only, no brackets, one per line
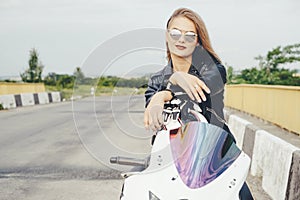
45,85,146,100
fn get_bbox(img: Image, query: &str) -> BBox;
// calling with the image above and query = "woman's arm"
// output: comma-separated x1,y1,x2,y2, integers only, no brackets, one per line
144,90,173,131
191,46,226,96
168,71,210,102
144,77,159,108
144,72,173,131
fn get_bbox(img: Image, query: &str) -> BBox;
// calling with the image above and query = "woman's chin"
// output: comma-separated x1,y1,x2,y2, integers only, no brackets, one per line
169,47,194,59
172,51,193,59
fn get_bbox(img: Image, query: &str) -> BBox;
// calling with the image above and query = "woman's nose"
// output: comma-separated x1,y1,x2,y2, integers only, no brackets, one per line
178,34,185,43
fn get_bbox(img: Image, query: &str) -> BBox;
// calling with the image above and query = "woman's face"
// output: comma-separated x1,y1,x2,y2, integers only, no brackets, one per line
166,16,198,59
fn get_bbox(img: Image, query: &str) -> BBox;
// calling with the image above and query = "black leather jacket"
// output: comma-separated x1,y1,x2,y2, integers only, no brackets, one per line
145,46,232,135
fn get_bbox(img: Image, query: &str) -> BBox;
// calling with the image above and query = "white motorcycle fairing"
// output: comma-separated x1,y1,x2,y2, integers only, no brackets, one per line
120,122,251,200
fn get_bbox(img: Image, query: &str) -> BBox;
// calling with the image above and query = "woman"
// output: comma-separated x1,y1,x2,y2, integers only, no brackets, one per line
144,8,253,199
144,7,228,133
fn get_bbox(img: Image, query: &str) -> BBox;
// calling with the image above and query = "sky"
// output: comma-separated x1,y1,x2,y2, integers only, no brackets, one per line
1,0,300,78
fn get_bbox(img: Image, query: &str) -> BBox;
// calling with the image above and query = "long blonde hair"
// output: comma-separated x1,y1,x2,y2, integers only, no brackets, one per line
166,8,221,63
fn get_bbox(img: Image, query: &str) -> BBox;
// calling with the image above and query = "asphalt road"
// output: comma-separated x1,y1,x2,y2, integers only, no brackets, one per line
0,95,270,200
0,95,153,200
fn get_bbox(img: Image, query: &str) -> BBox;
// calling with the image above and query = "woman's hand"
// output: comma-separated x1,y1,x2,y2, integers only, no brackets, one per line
169,71,210,102
144,91,172,131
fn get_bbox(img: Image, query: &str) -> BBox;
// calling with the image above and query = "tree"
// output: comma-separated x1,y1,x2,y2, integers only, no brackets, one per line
56,74,75,89
20,48,44,82
44,72,75,89
44,72,58,86
229,43,300,86
265,43,300,70
73,67,85,84
226,65,234,84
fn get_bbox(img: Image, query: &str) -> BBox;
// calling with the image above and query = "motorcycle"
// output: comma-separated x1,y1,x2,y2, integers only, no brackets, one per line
110,96,251,200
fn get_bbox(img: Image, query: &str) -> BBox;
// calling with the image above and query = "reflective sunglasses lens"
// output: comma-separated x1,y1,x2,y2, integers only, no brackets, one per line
185,32,197,43
169,29,181,41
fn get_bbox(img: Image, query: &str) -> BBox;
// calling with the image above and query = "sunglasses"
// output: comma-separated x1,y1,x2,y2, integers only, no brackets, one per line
168,29,198,43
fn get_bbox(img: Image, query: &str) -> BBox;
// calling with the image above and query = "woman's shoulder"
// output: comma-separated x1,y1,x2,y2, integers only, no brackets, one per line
150,63,172,79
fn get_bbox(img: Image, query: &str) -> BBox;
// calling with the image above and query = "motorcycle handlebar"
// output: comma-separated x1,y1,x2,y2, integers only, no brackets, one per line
110,156,149,168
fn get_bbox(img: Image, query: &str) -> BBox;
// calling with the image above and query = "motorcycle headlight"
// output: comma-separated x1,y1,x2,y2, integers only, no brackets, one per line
149,191,160,200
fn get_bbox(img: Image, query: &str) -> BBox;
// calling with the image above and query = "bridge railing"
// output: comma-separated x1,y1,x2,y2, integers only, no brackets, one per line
224,84,300,135
0,82,45,95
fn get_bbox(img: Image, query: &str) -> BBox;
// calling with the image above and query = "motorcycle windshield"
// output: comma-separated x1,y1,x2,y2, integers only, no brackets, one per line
170,122,241,189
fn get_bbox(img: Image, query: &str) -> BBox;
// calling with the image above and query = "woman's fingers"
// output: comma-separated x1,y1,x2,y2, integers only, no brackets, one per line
185,88,195,101
191,78,210,102
197,79,210,94
156,108,163,127
146,110,158,131
152,105,163,130
144,110,150,130
188,80,208,102
171,72,210,102
194,84,206,102
189,85,201,102
144,105,163,131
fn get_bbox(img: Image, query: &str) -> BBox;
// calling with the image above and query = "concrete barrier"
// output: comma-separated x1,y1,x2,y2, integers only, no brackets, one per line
224,108,300,200
228,115,252,149
251,130,298,200
21,93,35,106
51,92,61,103
0,94,16,109
38,92,50,104
14,94,22,107
33,93,39,104
242,124,258,159
286,150,300,200
223,109,230,122
0,92,61,109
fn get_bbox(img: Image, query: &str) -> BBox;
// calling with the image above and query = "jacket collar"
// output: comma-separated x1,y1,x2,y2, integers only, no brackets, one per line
164,53,201,77
163,60,173,76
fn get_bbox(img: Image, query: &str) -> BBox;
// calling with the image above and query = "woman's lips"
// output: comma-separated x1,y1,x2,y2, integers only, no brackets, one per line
175,45,186,50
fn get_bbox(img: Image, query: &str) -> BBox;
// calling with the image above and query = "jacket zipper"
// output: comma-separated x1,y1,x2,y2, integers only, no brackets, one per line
206,107,227,125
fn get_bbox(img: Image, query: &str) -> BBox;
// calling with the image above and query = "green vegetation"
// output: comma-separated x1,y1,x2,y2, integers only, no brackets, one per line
46,84,146,100
20,48,44,83
44,73,75,89
44,67,149,100
228,43,300,86
0,103,4,110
